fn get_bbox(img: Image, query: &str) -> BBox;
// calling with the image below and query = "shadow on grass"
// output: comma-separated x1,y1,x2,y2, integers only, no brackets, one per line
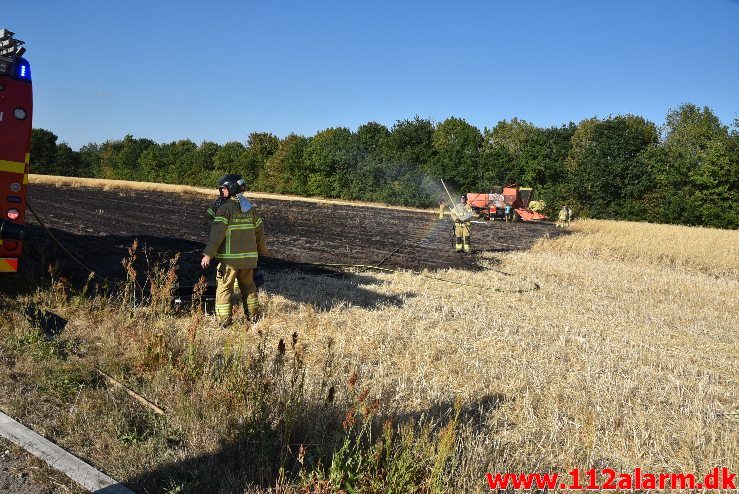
2,225,412,311
120,393,505,493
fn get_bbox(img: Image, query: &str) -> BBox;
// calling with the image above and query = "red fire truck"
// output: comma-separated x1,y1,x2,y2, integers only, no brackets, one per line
0,28,32,273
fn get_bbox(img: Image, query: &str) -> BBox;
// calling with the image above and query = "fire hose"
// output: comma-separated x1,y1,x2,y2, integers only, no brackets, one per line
26,201,111,284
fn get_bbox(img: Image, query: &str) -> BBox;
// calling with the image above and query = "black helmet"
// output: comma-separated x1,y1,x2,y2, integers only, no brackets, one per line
218,174,246,196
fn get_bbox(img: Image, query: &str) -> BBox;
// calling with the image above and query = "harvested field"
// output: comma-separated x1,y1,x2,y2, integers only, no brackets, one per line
21,183,565,286
0,206,739,494
4,182,736,493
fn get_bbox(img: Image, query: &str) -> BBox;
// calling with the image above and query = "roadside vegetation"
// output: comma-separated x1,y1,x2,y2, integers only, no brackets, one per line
30,103,739,228
1,218,737,493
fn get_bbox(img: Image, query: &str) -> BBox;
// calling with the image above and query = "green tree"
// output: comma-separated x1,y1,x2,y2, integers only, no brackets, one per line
480,119,537,187
567,115,659,219
54,143,81,176
260,134,310,194
660,104,738,227
213,141,247,184
348,122,391,201
303,127,356,197
243,132,279,186
30,128,58,174
429,117,482,190
383,117,435,171
77,143,102,177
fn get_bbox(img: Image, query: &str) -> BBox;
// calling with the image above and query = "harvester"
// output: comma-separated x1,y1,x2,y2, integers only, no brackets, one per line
466,184,547,222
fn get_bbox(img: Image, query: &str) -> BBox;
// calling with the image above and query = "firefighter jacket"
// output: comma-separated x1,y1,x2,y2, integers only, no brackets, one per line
204,198,268,269
450,204,473,224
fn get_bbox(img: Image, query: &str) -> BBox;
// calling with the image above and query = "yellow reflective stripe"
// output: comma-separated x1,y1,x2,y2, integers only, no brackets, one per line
0,160,26,174
25,153,30,164
216,253,258,259
227,225,255,230
0,258,19,272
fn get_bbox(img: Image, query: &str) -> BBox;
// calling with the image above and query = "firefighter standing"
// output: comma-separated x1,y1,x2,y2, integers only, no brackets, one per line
201,174,268,327
557,205,569,229
451,195,473,253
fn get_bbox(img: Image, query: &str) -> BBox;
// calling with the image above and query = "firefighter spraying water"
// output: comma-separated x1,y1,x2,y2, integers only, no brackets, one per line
441,180,474,253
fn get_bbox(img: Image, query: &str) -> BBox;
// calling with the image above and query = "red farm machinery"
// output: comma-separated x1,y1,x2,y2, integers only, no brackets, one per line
466,184,548,222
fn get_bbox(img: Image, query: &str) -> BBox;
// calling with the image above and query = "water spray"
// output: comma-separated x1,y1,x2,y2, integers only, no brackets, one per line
441,179,474,222
441,179,457,210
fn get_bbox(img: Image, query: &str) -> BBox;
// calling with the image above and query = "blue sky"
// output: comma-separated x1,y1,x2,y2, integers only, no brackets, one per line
7,0,739,149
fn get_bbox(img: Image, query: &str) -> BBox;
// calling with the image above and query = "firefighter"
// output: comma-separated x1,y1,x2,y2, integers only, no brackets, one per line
201,174,268,328
557,205,568,229
451,195,473,253
438,199,446,219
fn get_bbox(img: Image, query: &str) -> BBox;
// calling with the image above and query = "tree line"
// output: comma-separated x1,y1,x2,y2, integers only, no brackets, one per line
31,103,738,228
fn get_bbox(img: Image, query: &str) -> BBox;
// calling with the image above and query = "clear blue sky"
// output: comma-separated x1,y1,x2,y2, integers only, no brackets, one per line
7,0,739,149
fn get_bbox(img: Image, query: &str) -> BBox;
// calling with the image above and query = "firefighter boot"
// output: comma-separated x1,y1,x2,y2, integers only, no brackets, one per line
246,293,261,324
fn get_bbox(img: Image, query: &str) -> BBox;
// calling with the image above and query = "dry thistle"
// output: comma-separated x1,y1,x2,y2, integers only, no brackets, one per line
342,408,356,430
291,331,298,349
347,371,358,390
363,398,380,417
326,385,335,404
357,389,369,403
192,275,207,313
277,338,286,355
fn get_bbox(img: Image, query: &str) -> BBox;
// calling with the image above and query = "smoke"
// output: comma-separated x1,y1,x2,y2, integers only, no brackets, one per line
419,174,462,204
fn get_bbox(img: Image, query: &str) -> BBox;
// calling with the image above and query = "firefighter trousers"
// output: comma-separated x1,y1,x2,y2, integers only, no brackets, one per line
454,221,471,253
214,263,259,324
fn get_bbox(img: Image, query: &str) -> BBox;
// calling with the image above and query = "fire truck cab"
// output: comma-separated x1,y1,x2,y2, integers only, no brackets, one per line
0,28,32,272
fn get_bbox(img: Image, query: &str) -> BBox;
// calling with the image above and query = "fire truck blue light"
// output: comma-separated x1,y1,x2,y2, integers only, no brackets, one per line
16,61,30,80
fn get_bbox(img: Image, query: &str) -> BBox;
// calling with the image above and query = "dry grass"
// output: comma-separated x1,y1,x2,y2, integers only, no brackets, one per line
534,218,739,278
28,174,433,214
1,219,737,492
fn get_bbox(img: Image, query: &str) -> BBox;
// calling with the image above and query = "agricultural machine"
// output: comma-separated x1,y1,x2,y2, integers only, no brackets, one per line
0,28,32,272
466,184,547,222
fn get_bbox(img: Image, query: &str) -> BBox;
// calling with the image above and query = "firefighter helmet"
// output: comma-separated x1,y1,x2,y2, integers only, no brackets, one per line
218,174,246,196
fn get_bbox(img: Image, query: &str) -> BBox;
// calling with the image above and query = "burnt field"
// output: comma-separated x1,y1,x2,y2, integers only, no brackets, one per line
19,184,566,287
